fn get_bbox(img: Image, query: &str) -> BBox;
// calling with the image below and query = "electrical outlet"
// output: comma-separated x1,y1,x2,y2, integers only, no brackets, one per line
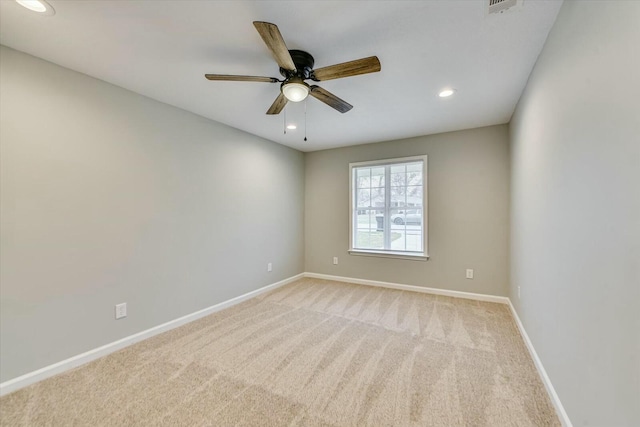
466,269,474,279
267,262,272,272
333,257,338,265
115,303,127,320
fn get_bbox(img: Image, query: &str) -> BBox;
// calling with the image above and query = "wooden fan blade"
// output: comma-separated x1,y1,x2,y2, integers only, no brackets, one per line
253,21,296,71
267,92,288,115
205,74,279,83
312,56,381,81
309,86,353,113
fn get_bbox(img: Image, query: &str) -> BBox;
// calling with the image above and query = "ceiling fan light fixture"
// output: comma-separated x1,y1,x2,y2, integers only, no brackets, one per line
15,0,55,15
282,78,310,102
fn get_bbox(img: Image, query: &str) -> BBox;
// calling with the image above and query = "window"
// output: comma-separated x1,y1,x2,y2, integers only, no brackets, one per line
349,155,428,260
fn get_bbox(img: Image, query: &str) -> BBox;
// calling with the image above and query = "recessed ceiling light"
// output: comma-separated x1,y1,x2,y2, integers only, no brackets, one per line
439,88,456,98
15,0,55,15
286,124,297,130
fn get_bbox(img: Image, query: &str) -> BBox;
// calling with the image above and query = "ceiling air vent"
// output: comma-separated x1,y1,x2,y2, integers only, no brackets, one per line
487,0,522,15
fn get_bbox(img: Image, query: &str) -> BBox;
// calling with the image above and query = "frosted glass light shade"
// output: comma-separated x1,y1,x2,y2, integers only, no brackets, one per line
282,82,309,102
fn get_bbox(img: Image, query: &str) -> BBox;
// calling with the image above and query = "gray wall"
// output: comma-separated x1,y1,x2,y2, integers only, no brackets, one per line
305,125,510,297
509,1,640,425
0,46,305,382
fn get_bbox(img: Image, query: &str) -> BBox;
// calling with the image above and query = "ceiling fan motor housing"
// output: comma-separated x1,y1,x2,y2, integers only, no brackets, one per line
280,49,315,81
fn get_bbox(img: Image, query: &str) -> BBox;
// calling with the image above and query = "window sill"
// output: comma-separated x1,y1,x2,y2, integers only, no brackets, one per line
348,250,429,261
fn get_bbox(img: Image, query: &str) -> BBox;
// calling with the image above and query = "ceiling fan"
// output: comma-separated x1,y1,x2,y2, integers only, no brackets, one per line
205,21,381,115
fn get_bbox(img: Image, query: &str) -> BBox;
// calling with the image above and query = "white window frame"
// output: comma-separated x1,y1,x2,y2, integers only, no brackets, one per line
348,155,429,261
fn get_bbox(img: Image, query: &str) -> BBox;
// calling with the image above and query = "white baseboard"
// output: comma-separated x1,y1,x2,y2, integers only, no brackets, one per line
507,300,572,427
0,273,304,397
303,272,510,304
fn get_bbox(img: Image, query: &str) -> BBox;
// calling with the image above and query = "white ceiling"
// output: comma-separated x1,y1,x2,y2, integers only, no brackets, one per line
0,0,562,152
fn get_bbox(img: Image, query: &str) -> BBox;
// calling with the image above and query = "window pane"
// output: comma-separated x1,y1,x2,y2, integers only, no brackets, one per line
390,228,423,252
406,162,422,173
371,167,385,187
354,209,379,230
390,172,406,187
390,228,406,251
405,228,423,252
357,175,370,189
406,186,422,207
355,230,384,250
356,168,370,178
391,187,406,207
357,189,370,208
407,163,422,186
390,165,406,174
371,188,385,207
389,208,423,252
389,208,423,225
407,172,422,186
354,229,370,249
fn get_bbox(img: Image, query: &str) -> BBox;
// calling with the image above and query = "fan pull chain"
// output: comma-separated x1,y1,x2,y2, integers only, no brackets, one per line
304,98,308,142
283,105,287,134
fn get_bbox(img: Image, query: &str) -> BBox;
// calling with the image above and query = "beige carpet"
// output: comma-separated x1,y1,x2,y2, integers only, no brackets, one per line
0,278,559,426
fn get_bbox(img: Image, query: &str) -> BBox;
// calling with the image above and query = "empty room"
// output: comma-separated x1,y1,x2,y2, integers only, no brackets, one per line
0,0,638,426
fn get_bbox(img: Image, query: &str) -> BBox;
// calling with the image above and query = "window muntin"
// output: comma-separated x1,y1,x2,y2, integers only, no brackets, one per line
350,156,427,258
